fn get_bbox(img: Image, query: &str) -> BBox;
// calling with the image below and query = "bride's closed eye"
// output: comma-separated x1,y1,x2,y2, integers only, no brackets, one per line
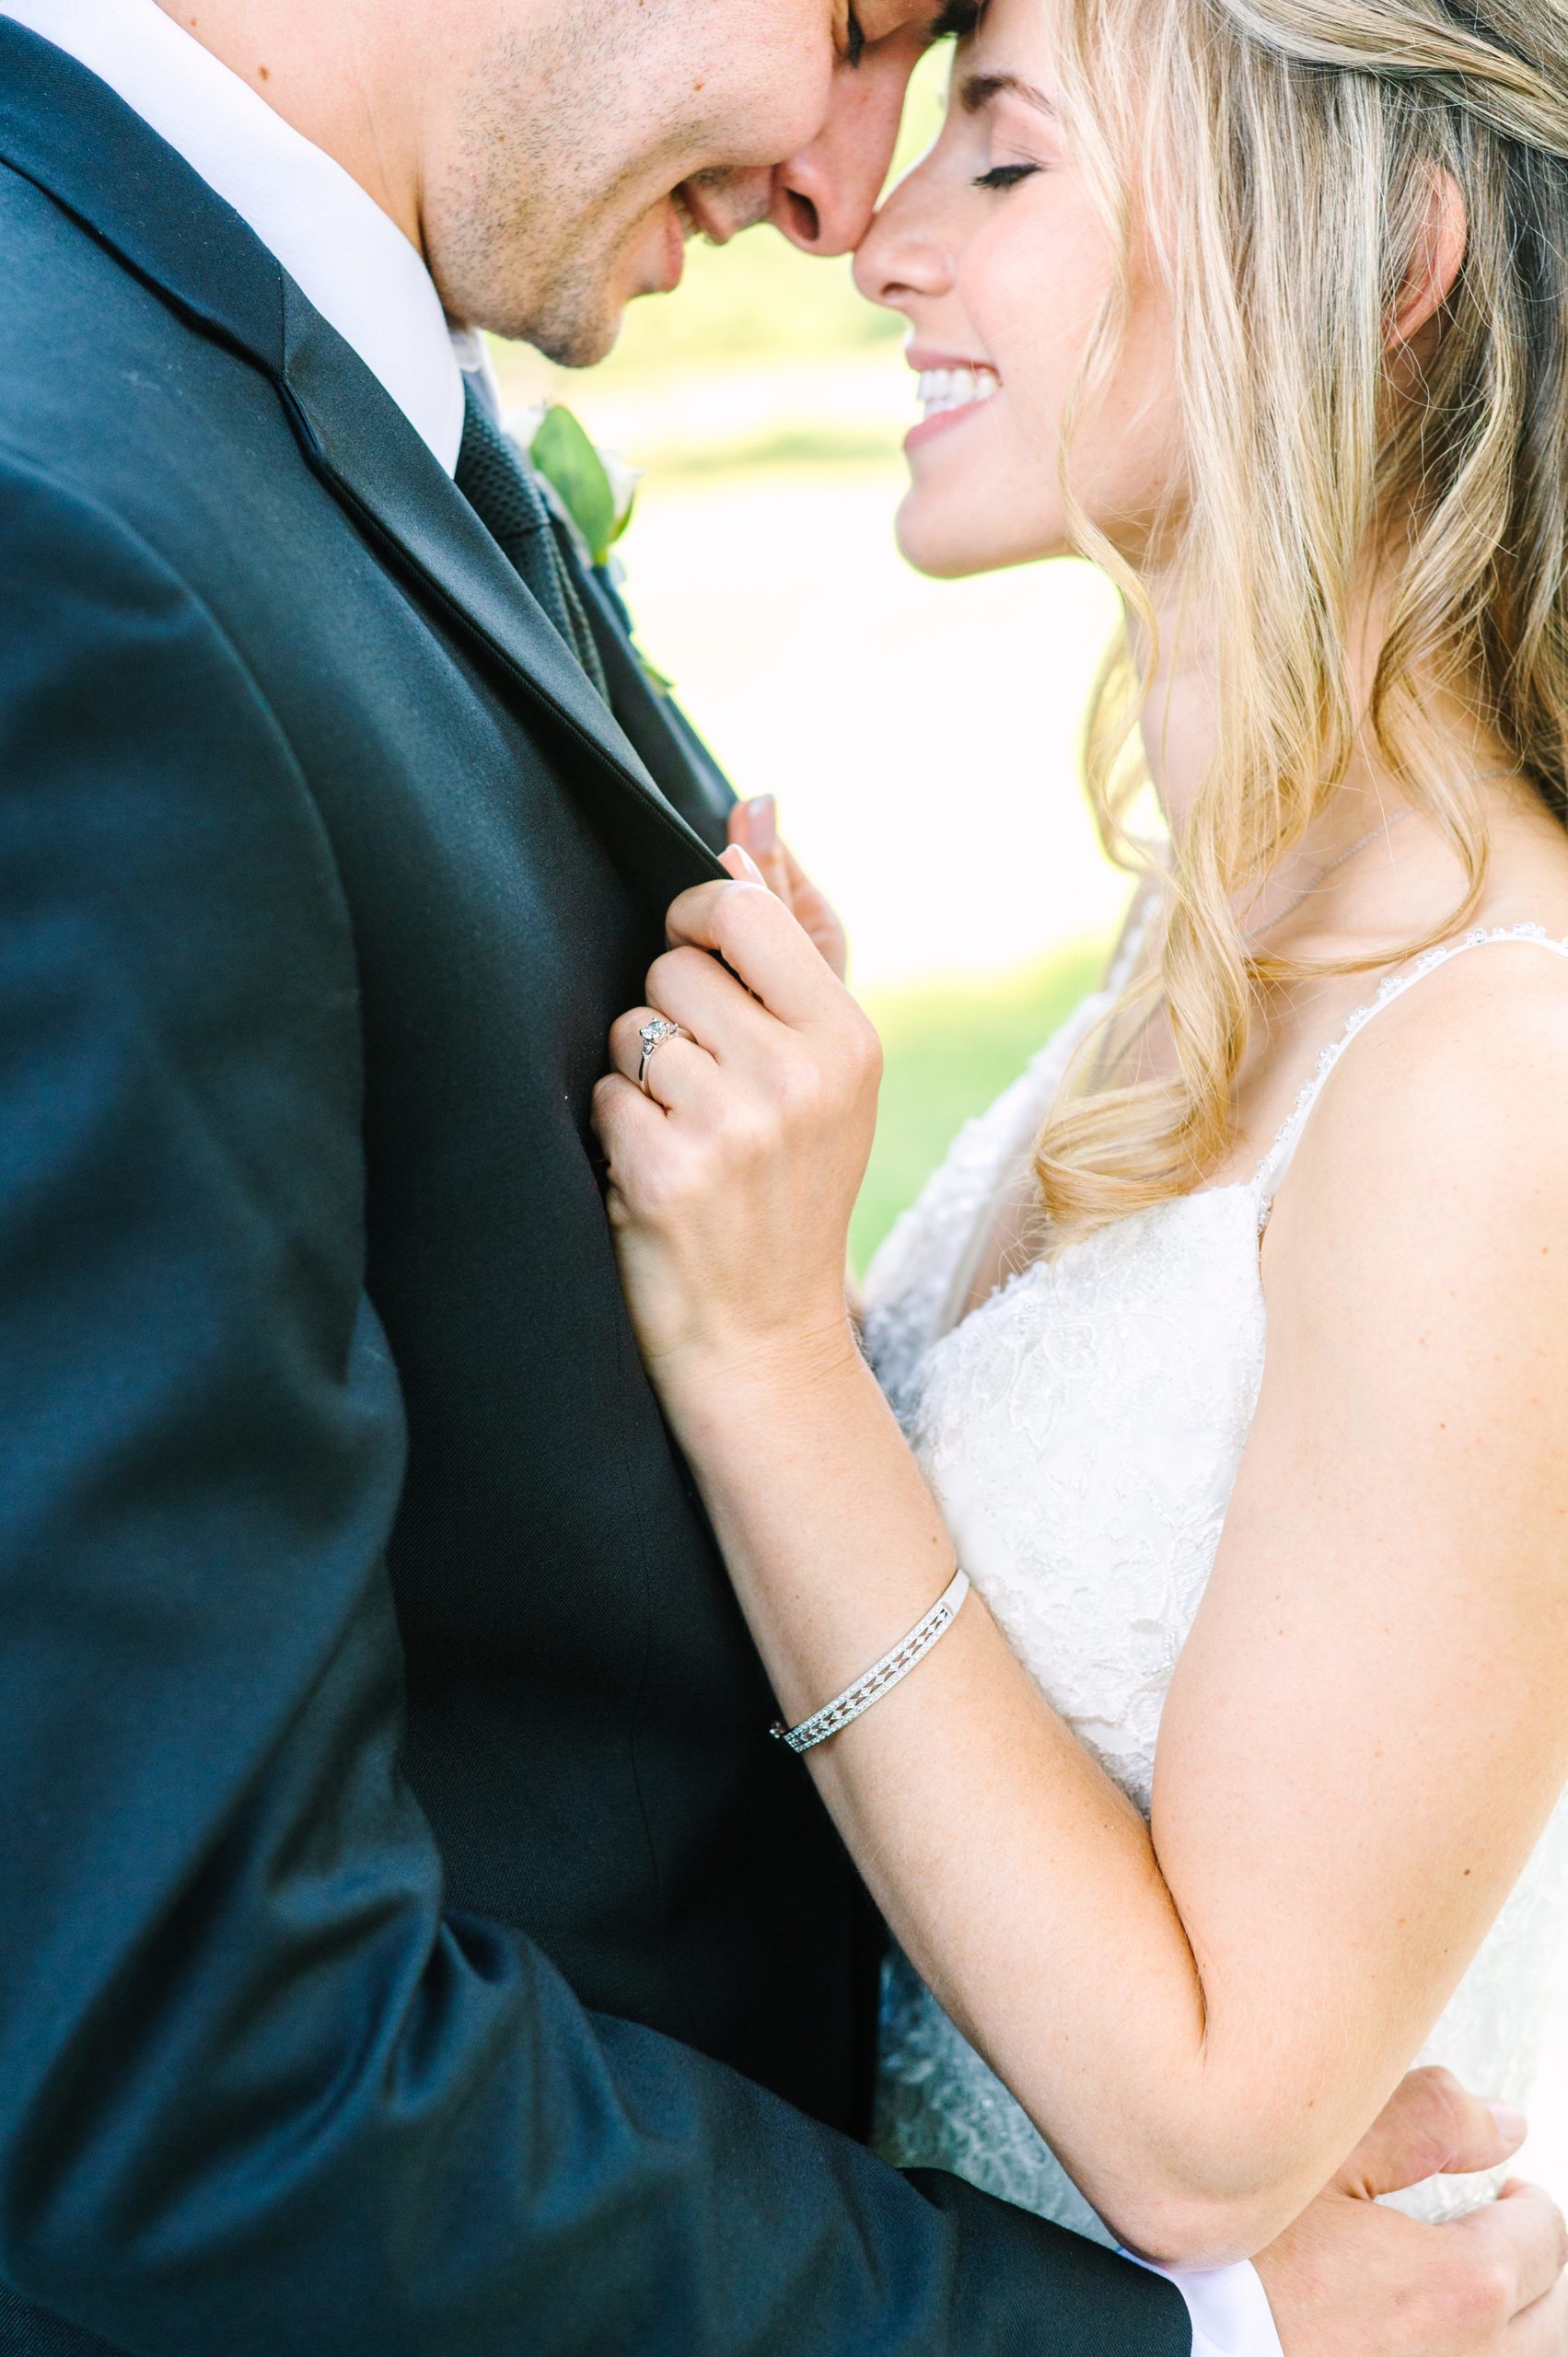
960,67,1061,194
972,161,1042,190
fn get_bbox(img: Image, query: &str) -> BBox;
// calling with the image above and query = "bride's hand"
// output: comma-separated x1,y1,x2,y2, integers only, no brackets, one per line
590,865,881,1398
727,796,849,981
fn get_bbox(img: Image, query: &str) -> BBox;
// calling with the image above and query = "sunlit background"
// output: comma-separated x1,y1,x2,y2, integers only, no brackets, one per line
491,47,1568,2204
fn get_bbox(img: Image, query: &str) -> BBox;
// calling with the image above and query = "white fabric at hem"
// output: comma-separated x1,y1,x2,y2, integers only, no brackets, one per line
1121,2251,1286,2357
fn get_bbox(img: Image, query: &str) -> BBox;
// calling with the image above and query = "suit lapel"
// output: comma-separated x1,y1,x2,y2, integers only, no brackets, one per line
0,18,726,901
568,550,736,856
278,284,725,896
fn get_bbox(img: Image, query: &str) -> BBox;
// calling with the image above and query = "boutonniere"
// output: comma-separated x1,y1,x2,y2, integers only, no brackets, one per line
510,401,641,572
508,401,674,696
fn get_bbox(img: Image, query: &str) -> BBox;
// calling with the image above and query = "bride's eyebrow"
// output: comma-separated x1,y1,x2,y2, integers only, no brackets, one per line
960,69,1059,116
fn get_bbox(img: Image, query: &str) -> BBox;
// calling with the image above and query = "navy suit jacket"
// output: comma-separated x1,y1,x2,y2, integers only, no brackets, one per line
0,25,1185,2357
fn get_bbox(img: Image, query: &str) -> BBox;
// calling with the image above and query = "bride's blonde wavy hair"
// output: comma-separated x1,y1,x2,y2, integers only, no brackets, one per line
1035,0,1568,1243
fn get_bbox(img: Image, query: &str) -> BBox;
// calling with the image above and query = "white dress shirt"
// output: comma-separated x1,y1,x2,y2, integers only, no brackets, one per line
0,0,466,470
0,8,1286,2351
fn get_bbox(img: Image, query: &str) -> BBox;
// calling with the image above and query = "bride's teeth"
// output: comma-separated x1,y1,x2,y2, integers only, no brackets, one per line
916,365,1000,420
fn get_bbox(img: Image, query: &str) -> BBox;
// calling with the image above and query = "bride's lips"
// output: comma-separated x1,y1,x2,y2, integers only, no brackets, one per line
905,347,1004,452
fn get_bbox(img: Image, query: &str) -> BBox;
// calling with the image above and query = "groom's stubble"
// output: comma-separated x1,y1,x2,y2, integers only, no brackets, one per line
157,0,936,364
424,0,831,362
424,5,728,360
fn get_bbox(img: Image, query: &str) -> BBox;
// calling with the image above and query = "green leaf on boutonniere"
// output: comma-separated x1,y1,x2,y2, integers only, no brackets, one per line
530,403,630,570
517,401,660,682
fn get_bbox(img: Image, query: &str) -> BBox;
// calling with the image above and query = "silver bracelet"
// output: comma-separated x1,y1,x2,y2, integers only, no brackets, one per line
770,1568,971,1755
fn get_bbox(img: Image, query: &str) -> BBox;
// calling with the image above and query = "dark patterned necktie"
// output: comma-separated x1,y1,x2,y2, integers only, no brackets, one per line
454,382,609,702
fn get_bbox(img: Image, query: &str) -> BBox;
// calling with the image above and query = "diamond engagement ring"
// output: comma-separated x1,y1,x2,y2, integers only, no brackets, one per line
637,1016,688,1091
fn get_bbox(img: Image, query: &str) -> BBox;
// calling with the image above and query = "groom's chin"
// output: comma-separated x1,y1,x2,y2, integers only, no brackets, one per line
456,242,653,372
524,230,685,369
488,278,633,372
527,312,627,372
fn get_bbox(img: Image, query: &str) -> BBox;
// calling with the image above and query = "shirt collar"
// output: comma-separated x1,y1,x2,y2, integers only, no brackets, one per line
0,0,466,473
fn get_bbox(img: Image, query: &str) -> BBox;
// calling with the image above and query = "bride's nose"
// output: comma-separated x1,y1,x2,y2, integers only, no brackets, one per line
853,164,958,313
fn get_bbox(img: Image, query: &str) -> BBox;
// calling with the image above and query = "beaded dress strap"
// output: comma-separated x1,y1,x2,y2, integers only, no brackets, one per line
1254,923,1568,1231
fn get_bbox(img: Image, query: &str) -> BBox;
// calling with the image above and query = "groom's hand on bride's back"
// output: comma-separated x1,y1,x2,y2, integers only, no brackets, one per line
1258,2068,1568,2353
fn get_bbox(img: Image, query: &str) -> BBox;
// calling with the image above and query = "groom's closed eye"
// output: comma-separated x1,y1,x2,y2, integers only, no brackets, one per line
928,0,984,41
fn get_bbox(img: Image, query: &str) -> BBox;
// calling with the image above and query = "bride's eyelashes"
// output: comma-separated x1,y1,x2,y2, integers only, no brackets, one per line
972,160,1042,190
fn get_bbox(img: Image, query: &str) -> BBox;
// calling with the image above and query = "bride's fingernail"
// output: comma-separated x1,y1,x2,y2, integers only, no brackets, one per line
1487,2103,1528,2144
722,844,766,886
748,795,778,847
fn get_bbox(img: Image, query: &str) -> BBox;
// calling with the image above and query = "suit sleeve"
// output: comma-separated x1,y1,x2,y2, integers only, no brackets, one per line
0,454,1189,2357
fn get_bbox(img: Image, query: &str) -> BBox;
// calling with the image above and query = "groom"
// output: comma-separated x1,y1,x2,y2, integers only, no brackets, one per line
0,2,1560,2352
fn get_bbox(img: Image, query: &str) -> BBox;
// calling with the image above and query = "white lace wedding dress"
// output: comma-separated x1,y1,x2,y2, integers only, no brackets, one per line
863,922,1568,2242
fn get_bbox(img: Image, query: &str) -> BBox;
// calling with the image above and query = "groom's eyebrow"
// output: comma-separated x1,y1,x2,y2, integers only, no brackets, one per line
960,69,1059,115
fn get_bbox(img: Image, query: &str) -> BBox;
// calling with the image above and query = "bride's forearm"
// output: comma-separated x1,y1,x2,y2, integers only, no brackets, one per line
666,1342,1328,2268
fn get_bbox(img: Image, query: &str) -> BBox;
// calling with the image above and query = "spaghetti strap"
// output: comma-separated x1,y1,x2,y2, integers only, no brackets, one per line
1254,922,1568,1230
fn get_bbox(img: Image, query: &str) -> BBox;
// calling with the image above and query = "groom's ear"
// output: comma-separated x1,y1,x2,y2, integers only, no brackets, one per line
770,17,931,254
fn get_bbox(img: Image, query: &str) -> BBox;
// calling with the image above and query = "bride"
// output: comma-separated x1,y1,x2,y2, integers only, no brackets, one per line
592,0,1568,2291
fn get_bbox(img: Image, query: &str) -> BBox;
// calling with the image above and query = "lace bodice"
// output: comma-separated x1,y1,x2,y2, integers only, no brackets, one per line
864,923,1568,2243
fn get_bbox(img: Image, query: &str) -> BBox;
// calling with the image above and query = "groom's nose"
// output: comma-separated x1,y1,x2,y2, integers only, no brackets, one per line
768,27,928,255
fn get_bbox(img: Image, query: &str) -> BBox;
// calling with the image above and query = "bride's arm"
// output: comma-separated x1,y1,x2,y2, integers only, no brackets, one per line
592,879,1568,2271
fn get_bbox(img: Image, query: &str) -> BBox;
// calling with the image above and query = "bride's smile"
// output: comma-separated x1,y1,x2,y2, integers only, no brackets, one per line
855,0,1185,581
906,354,1001,445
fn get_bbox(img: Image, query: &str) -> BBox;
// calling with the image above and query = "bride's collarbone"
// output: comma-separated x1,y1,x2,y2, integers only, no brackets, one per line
1086,980,1355,1198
